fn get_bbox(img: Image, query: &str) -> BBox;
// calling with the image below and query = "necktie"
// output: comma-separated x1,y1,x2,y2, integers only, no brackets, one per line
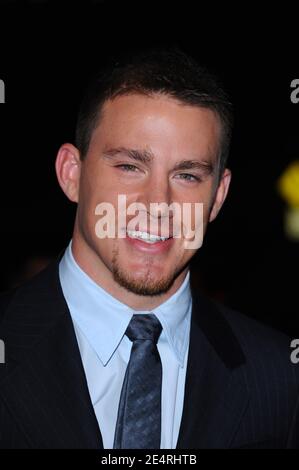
113,313,163,449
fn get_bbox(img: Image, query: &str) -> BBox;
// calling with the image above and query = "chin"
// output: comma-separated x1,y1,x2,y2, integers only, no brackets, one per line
112,264,176,297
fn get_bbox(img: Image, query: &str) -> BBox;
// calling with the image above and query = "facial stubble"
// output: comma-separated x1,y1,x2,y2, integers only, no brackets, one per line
111,242,183,297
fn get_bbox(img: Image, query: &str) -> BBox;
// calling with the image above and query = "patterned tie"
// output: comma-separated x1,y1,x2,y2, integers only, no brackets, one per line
113,313,163,449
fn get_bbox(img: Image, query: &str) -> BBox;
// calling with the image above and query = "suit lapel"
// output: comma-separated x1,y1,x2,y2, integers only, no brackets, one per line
0,259,103,448
176,280,250,449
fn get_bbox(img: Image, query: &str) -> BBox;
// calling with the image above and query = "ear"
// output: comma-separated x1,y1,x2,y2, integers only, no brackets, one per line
209,168,232,222
55,143,81,203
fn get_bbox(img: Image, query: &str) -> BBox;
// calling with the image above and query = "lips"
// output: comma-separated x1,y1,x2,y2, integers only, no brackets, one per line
126,229,172,243
125,232,175,253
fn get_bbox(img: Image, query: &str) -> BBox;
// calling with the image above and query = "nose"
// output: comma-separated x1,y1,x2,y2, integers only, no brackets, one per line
141,175,172,218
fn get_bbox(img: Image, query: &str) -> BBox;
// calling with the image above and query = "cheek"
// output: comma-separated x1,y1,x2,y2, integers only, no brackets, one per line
183,189,214,225
80,167,116,209
202,203,213,222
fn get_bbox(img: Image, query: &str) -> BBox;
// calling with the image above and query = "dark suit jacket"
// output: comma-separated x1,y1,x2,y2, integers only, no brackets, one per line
0,256,298,449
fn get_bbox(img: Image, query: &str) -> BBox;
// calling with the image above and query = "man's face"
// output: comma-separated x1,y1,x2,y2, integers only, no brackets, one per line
58,94,230,298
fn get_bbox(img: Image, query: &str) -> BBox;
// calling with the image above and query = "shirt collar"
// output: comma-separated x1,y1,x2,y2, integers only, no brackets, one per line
59,241,192,367
153,272,192,366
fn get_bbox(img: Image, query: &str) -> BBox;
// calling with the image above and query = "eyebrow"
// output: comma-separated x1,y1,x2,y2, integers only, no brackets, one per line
172,159,214,175
103,147,154,165
103,146,215,175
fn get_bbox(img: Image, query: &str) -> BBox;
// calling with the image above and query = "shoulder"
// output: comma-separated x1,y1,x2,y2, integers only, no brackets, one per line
0,289,17,324
0,256,63,327
212,300,299,386
217,302,293,357
192,286,294,365
192,284,298,380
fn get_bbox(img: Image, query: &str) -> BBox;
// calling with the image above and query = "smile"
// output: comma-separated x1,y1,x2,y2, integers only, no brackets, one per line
126,230,171,244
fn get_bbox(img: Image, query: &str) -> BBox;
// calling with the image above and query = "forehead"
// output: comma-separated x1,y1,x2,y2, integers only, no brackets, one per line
91,93,221,160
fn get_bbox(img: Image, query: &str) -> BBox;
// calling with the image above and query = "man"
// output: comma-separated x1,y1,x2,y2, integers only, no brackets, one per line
0,47,298,449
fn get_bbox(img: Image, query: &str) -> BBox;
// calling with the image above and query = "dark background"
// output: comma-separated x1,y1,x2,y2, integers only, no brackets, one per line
0,0,298,336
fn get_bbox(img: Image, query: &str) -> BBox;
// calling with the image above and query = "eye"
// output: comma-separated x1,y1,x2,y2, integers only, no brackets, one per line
115,164,139,172
176,173,200,182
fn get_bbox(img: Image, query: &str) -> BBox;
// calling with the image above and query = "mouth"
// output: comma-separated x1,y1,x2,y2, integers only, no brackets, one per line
125,229,174,253
126,230,172,244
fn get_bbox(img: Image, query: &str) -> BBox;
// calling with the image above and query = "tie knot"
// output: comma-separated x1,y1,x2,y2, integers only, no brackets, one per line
125,314,162,344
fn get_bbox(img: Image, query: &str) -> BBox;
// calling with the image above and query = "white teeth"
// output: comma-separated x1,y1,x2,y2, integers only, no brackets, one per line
127,230,169,243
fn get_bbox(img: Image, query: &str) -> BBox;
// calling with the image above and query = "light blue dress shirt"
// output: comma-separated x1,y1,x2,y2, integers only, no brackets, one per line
59,241,192,449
